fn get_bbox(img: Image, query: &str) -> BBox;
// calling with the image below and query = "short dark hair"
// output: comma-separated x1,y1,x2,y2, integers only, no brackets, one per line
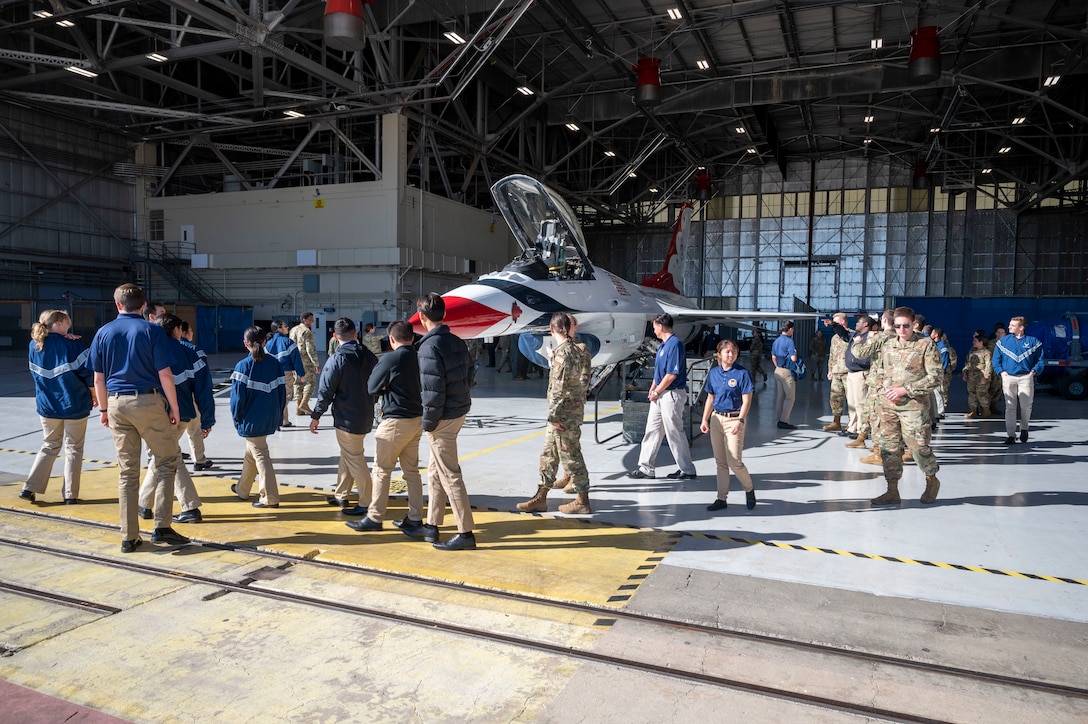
158,313,183,337
893,306,916,321
180,320,191,334
114,284,146,313
716,338,739,354
334,317,356,335
782,321,795,333
301,312,314,322
387,320,414,344
652,313,673,330
417,293,446,322
364,323,375,332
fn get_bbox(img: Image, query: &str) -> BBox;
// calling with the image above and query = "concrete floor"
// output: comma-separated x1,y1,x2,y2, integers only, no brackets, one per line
2,350,1087,721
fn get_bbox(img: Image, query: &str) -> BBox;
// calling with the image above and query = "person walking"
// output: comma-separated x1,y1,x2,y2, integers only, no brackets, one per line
843,316,874,440
628,313,697,480
230,326,287,508
180,321,215,471
700,340,756,512
518,312,593,515
307,318,380,520
748,328,768,382
771,321,799,429
89,283,186,552
290,312,321,415
361,320,427,536
992,315,1044,444
416,293,478,550
266,320,305,427
868,307,943,506
809,330,828,383
962,331,993,418
20,310,95,505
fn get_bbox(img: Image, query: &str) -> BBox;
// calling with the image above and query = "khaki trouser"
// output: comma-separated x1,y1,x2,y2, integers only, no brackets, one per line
184,413,207,464
845,370,868,432
636,388,695,477
425,416,474,532
708,413,753,499
139,425,202,513
282,371,296,424
774,367,796,423
366,417,424,523
236,436,279,505
1002,374,1035,437
332,428,373,505
25,416,88,500
107,392,179,539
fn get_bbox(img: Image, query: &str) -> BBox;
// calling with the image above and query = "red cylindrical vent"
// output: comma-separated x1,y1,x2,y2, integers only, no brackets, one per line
912,159,930,190
694,171,712,201
324,0,368,52
908,26,941,83
633,57,662,106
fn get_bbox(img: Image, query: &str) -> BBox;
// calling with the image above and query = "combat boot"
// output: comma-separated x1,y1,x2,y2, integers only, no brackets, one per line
822,419,842,432
551,473,571,490
860,449,883,465
845,433,867,449
871,481,901,506
298,393,314,416
921,475,941,504
901,450,913,463
558,492,591,515
980,406,991,418
517,485,550,513
965,409,978,419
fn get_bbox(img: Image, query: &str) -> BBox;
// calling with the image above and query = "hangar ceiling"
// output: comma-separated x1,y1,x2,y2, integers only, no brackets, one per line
2,0,1086,223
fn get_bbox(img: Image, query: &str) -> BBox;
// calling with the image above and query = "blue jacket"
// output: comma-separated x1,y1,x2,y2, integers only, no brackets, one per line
417,324,473,432
28,333,93,419
230,353,286,438
992,334,1045,376
167,338,216,427
265,331,305,376
181,339,216,428
311,340,379,435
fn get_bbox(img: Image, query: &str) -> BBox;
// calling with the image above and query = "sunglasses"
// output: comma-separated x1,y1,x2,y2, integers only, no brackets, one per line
893,323,912,329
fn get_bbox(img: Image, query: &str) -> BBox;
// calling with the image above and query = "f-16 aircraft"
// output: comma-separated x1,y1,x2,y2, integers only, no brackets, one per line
411,174,809,369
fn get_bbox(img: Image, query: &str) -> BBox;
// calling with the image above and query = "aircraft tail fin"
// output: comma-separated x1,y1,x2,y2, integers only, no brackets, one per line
641,202,694,295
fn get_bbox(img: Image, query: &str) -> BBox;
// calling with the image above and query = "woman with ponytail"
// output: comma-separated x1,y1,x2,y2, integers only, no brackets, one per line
21,310,95,503
229,326,287,508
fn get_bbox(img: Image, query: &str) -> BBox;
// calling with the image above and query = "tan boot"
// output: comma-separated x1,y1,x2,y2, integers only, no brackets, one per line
860,449,883,465
980,406,991,418
563,481,577,494
552,473,571,490
517,485,550,513
965,409,977,419
871,481,901,505
921,475,941,504
901,450,913,463
822,419,842,432
845,433,867,449
558,492,591,515
298,393,314,416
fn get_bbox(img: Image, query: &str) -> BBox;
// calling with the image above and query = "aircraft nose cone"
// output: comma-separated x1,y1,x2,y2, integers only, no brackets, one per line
435,295,513,338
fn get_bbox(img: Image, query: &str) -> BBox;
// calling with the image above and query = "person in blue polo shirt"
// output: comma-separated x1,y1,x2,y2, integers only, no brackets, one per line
700,339,756,512
992,315,1045,444
89,283,186,553
265,320,305,427
771,321,799,429
21,310,95,505
231,326,287,508
628,313,697,480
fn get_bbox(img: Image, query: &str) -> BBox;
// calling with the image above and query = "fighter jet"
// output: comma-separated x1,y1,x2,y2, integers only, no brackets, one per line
412,174,808,369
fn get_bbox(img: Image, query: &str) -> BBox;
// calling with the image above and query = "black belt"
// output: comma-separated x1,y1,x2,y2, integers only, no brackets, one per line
110,388,159,397
714,410,741,418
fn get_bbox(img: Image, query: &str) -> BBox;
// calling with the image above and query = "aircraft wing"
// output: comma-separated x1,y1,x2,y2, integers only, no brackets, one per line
658,302,822,328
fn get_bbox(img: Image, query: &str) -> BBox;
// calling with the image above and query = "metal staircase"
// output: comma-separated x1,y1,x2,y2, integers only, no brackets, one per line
135,241,232,306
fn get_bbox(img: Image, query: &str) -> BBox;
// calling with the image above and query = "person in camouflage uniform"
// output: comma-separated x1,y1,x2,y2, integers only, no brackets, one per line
962,330,992,418
986,323,1006,412
850,310,893,457
868,306,942,506
822,313,851,432
290,312,320,415
518,312,593,515
942,331,958,410
748,328,767,381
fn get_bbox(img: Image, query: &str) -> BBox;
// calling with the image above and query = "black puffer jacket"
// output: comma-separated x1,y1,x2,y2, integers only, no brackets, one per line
310,340,379,434
417,324,474,431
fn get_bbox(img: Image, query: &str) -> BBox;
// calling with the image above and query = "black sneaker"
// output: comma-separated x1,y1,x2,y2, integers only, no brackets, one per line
1020,430,1028,443
151,527,190,544
18,489,35,502
181,452,190,460
706,499,727,511
138,506,153,520
193,459,215,471
746,490,757,510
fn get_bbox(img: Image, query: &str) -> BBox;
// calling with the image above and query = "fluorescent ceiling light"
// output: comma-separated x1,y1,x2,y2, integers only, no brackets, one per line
146,53,168,63
864,115,874,123
604,150,616,157
649,187,660,193
667,8,682,20
1044,75,1060,87
56,19,75,27
628,172,637,178
981,168,992,174
66,66,97,78
1012,116,1025,125
863,138,873,145
565,122,579,132
930,127,940,133
696,60,710,70
734,127,746,134
443,31,467,45
998,146,1011,154
746,147,757,154
33,10,52,18
283,110,305,118
515,86,534,96
870,38,883,50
